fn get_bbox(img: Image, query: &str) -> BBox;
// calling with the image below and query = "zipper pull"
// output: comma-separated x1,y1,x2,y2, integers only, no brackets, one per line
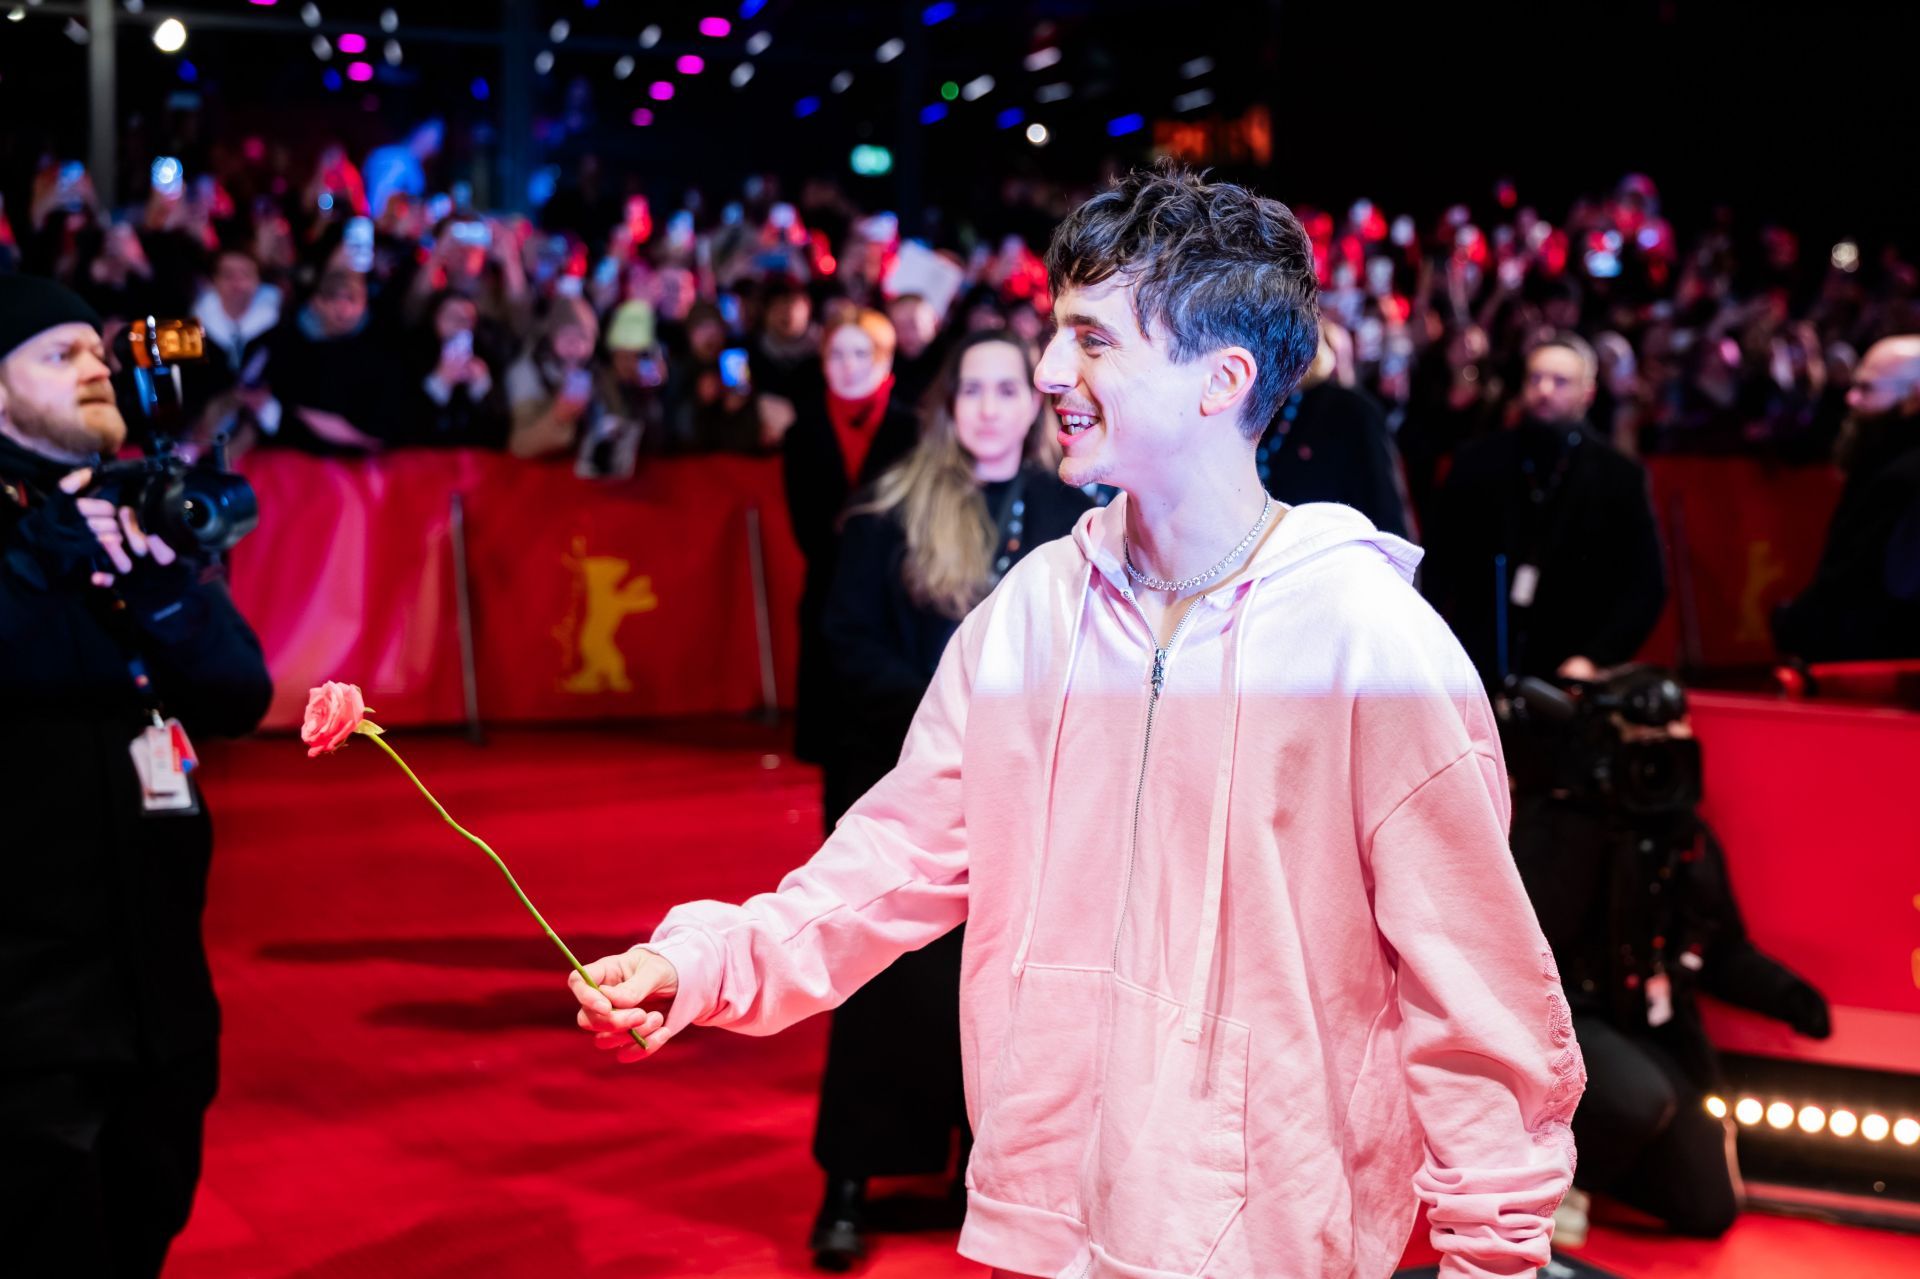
1151,647,1168,697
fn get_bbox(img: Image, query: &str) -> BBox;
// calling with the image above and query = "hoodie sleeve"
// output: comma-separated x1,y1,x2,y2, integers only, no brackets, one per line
1365,743,1584,1279
642,613,974,1046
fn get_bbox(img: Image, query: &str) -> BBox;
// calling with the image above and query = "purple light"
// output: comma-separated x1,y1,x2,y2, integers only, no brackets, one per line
347,61,374,82
649,80,675,101
699,17,731,37
338,33,367,54
631,108,654,127
676,54,705,75
250,0,278,6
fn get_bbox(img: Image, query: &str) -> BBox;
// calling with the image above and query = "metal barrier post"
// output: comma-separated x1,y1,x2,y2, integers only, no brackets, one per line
450,492,485,744
745,505,780,723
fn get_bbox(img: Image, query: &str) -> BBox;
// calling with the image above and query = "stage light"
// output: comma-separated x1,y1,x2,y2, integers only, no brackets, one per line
699,17,730,37
380,8,396,31
1174,88,1214,112
740,0,767,17
730,62,754,87
1765,1102,1793,1130
470,76,489,100
549,19,569,42
830,71,853,93
923,1,955,23
5,8,22,21
640,24,660,48
124,0,144,11
1898,1119,1920,1146
1107,113,1144,137
676,54,704,75
1829,1109,1858,1138
940,81,959,101
1024,47,1061,72
630,108,653,127
1025,122,1050,146
1035,82,1071,103
996,106,1025,128
1863,1113,1891,1141
614,55,634,79
338,32,365,54
649,80,674,100
384,39,401,66
1832,241,1860,272
1180,55,1215,78
300,3,320,28
347,60,373,82
962,75,995,100
312,35,331,59
745,31,771,55
850,145,892,176
794,96,820,117
1797,1106,1826,1135
177,60,196,81
1734,1098,1763,1125
920,103,947,124
322,69,342,91
64,18,89,44
249,0,276,6
876,38,904,62
152,17,186,51
534,51,553,74
1704,1096,1727,1119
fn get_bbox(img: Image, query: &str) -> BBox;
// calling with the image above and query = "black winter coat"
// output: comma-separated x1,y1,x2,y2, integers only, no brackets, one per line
0,434,273,1070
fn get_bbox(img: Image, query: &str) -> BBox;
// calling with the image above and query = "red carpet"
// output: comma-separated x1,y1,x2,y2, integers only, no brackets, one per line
168,725,1920,1278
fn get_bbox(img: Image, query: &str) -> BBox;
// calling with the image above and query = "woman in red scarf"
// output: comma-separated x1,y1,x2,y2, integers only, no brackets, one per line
780,308,920,781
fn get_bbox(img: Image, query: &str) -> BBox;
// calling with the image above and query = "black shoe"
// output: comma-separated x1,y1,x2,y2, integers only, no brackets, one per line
809,1175,867,1272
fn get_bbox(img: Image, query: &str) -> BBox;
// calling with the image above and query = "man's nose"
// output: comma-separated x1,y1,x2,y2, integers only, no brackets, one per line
1033,332,1073,394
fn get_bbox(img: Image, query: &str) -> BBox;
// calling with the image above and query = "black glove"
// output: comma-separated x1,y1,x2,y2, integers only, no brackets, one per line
1781,979,1832,1040
4,489,100,590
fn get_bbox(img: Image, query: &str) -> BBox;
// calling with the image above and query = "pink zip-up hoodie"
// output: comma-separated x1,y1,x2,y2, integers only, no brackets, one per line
646,497,1584,1278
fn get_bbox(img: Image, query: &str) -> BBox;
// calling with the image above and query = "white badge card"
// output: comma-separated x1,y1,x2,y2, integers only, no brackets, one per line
130,720,199,814
1645,971,1674,1027
1510,563,1541,608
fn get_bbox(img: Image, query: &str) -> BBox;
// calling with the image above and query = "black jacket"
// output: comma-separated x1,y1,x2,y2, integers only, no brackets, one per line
1258,382,1413,540
1772,426,1920,661
821,465,1092,798
1422,420,1667,686
780,396,919,763
0,434,273,1069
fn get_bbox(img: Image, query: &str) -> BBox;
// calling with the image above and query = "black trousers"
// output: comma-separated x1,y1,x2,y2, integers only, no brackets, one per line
1570,1015,1738,1237
0,1049,218,1279
813,761,971,1179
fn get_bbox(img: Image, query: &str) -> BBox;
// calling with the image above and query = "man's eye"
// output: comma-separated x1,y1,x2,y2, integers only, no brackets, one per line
1078,334,1107,353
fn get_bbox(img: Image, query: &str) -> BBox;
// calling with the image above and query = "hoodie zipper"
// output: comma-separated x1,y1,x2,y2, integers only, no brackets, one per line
1111,592,1201,971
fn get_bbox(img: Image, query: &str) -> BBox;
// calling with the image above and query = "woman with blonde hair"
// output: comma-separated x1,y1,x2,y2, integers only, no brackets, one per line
805,329,1092,1268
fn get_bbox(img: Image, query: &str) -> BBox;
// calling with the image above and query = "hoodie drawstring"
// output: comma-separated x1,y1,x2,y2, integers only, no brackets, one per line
1010,562,1095,981
1181,577,1260,1043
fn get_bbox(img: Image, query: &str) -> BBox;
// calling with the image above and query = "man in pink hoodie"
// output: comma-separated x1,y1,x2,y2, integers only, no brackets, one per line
571,166,1584,1278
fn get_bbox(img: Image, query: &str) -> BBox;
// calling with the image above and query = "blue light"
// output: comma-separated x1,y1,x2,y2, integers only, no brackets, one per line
995,106,1024,129
920,102,948,124
1107,112,1144,137
583,0,599,6
323,68,343,91
177,60,197,83
739,0,767,16
794,96,821,118
470,76,490,101
922,2,956,24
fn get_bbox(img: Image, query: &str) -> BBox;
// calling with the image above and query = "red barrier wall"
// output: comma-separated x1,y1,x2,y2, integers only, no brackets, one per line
229,450,805,729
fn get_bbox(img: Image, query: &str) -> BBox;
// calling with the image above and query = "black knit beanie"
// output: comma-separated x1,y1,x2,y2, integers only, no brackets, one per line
0,274,103,364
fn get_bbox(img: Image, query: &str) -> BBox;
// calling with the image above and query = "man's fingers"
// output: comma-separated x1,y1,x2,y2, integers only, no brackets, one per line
119,507,150,560
58,468,93,494
148,535,177,567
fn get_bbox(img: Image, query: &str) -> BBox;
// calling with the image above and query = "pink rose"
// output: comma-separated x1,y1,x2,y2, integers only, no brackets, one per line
302,681,368,757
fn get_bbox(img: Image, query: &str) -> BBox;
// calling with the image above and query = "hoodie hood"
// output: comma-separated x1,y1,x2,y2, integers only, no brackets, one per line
1071,492,1422,602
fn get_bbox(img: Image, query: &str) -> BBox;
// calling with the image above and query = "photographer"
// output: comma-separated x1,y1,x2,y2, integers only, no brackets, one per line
0,276,273,1276
1503,667,1830,1242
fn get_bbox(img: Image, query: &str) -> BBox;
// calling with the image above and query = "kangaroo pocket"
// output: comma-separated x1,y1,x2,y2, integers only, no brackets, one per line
967,964,1107,1220
1086,977,1250,1276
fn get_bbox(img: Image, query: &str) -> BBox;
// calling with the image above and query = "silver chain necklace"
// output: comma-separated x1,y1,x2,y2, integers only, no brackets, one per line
1123,493,1274,593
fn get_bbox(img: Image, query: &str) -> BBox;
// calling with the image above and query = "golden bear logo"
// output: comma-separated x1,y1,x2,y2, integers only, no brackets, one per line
556,537,659,694
1735,539,1789,647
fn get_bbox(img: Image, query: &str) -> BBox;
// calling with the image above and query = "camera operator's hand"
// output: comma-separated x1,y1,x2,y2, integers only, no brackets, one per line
57,468,176,588
1557,655,1601,681
569,946,678,1063
1783,979,1832,1040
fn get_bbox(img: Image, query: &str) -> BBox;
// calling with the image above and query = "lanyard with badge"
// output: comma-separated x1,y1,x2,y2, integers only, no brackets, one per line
124,651,201,816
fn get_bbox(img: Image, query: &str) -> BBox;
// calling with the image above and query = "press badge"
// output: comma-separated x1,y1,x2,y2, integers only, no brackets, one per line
1645,971,1674,1027
130,715,200,815
1510,563,1540,608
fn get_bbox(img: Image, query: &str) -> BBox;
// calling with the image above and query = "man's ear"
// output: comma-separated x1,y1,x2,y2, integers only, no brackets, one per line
1199,346,1259,420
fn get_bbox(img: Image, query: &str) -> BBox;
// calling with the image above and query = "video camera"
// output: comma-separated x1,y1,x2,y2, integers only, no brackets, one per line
1495,665,1701,815
92,316,258,557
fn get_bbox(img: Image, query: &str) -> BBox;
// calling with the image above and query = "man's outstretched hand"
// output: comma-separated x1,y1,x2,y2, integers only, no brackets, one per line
570,946,679,1063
